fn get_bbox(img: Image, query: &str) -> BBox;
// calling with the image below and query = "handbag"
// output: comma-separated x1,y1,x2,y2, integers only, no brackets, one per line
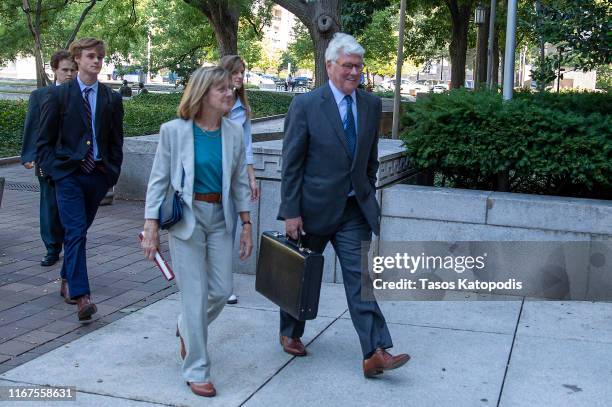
159,168,185,230
256,231,324,321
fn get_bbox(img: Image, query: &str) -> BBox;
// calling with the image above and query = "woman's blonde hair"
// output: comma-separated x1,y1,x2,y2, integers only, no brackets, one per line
219,55,251,118
177,66,231,120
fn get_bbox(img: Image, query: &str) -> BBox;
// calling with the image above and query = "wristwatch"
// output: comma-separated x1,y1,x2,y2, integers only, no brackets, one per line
242,220,252,226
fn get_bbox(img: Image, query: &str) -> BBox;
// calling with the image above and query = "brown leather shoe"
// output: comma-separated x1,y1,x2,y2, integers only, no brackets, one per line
280,335,307,356
363,348,411,378
60,279,77,305
186,381,216,397
76,295,97,321
176,326,186,360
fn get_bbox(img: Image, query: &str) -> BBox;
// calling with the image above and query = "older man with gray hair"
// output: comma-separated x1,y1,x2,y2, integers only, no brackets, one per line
277,33,410,377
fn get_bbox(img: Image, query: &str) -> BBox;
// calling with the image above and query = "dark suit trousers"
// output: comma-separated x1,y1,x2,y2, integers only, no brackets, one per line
280,197,393,359
38,176,63,257
54,168,109,298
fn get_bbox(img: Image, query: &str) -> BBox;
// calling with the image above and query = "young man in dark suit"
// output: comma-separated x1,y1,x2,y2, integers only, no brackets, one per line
278,33,410,377
21,50,76,269
37,37,124,321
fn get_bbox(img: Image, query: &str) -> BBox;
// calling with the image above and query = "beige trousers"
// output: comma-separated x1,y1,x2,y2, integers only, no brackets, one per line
169,200,233,383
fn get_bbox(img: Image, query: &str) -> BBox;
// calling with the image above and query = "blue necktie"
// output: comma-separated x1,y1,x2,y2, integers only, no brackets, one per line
81,87,95,173
343,95,356,159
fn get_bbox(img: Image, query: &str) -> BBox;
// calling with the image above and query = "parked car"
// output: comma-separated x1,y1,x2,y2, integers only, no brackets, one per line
400,80,430,96
292,76,313,89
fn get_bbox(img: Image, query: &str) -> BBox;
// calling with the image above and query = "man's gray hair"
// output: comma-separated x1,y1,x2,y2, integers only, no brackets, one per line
325,33,365,63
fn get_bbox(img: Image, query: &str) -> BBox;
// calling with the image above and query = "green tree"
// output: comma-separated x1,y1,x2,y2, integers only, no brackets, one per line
358,5,398,80
0,0,101,87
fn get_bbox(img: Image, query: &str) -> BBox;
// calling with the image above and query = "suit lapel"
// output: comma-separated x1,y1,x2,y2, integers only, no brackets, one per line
94,83,108,142
70,79,90,131
321,84,352,160
352,89,370,171
182,119,195,193
221,118,232,195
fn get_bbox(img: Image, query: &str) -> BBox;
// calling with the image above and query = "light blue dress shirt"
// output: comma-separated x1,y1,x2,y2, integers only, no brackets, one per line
328,80,358,196
229,97,254,165
328,80,358,133
76,74,100,160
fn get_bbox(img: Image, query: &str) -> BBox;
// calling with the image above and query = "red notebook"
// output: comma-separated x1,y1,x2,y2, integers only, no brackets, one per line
138,231,175,281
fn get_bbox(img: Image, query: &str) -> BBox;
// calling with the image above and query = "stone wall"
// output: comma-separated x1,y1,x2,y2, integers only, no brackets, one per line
378,185,612,300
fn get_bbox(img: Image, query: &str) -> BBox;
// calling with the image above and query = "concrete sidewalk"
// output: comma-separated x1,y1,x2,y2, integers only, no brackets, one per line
1,272,611,406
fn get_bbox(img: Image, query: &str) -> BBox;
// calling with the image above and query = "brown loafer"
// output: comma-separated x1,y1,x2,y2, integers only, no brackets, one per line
76,294,97,321
60,279,77,305
176,326,186,360
363,348,411,378
280,335,307,356
186,381,216,397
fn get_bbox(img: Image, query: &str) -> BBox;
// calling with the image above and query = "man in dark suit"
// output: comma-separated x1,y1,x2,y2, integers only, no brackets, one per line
21,50,75,269
37,37,124,321
278,33,410,378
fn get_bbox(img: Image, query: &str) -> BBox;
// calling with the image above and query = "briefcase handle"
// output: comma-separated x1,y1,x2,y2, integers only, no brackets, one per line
271,232,313,255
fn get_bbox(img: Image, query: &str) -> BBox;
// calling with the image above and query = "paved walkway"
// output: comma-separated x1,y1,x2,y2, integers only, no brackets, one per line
0,163,175,375
1,163,611,406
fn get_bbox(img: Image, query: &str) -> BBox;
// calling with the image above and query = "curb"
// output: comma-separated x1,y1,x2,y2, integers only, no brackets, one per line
0,156,20,165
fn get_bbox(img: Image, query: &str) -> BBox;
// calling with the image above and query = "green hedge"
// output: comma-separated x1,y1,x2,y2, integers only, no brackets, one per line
0,90,294,157
401,89,612,199
0,100,28,158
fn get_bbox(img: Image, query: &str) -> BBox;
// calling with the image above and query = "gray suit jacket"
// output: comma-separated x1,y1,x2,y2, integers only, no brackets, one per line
278,83,381,236
144,117,251,240
21,86,51,165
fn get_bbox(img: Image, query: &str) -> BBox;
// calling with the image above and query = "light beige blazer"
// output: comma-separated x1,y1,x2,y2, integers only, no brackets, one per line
144,117,250,240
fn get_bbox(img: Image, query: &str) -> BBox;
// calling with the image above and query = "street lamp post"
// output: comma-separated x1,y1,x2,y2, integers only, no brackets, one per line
503,0,518,100
392,0,407,139
474,4,487,89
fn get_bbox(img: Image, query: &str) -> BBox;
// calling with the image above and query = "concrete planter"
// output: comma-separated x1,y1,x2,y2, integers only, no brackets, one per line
378,185,612,300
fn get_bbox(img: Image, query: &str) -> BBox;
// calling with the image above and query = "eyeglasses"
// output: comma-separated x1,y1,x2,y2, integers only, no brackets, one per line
335,61,365,72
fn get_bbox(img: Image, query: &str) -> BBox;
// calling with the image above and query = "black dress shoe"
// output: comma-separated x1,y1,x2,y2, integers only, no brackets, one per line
41,254,59,267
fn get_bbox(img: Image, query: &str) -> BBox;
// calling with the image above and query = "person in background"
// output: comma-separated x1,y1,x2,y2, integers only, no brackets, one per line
141,66,253,397
119,80,132,97
219,55,260,305
37,37,124,321
138,82,149,95
21,50,75,271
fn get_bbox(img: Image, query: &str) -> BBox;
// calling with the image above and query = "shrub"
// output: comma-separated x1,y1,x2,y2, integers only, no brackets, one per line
401,89,612,199
0,100,28,158
0,90,294,157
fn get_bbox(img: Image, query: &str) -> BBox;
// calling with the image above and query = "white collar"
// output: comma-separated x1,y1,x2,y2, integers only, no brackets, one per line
328,80,356,106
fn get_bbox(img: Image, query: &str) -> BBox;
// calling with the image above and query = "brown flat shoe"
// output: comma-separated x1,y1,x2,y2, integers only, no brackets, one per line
280,335,307,356
176,326,186,360
76,294,97,321
186,381,216,397
363,348,410,378
60,279,77,305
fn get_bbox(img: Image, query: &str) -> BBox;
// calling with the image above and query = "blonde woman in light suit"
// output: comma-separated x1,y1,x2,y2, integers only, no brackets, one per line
141,67,252,398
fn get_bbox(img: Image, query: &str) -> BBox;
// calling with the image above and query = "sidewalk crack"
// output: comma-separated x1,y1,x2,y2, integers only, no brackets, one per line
496,297,525,407
238,308,349,406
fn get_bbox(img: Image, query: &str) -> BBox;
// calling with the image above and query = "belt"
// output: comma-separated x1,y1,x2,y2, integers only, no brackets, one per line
194,192,222,203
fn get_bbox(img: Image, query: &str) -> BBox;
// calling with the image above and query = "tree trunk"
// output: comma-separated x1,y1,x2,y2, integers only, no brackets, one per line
475,8,489,88
447,0,474,89
274,0,341,87
64,0,98,49
492,25,499,86
23,0,49,88
185,0,240,56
